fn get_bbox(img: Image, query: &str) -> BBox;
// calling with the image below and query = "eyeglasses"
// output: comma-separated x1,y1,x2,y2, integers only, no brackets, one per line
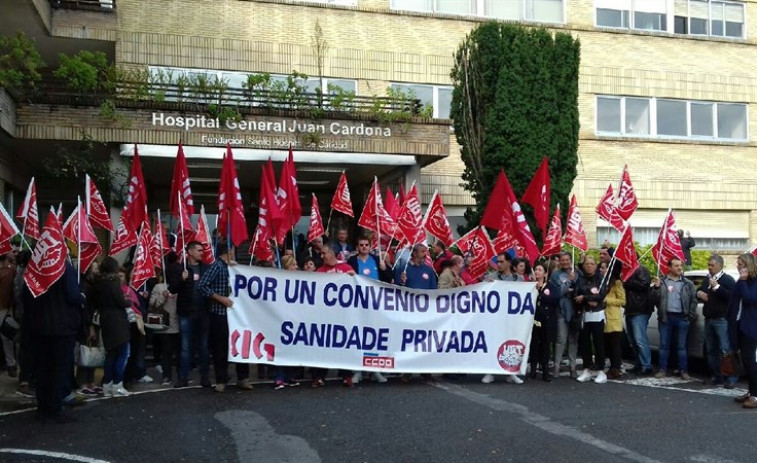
358,243,370,247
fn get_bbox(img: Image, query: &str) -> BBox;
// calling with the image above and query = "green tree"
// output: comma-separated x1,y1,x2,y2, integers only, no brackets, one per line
451,22,580,241
0,32,45,91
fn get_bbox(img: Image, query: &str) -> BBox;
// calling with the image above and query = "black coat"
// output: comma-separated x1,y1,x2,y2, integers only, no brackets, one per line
623,266,653,316
90,275,130,351
24,263,83,337
167,262,210,317
701,272,736,319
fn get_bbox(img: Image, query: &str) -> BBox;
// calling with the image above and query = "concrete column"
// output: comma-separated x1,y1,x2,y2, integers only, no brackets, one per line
405,160,421,191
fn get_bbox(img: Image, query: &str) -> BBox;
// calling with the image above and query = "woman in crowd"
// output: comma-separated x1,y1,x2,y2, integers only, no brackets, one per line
575,255,608,384
529,262,558,382
94,257,132,397
149,254,179,386
601,260,626,380
77,261,102,396
729,253,757,408
274,255,301,390
512,257,531,282
120,265,149,385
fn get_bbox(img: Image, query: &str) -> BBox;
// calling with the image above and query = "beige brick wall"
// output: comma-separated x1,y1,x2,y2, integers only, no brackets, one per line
0,90,16,137
26,0,757,246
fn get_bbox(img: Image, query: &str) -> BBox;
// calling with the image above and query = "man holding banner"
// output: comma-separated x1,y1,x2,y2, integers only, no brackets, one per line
197,242,253,392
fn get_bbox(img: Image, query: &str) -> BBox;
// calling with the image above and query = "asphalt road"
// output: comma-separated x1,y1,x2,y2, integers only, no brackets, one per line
0,370,754,463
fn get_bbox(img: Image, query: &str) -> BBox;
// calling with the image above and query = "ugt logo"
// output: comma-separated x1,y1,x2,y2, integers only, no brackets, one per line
497,340,525,373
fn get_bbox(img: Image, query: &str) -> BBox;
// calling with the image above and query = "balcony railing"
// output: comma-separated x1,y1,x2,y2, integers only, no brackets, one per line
49,0,115,12
22,79,424,118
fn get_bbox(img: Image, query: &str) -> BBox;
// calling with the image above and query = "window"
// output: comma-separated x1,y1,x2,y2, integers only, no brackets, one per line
390,83,454,118
596,95,748,141
597,0,745,38
673,0,745,38
597,227,747,249
595,0,665,31
390,0,565,23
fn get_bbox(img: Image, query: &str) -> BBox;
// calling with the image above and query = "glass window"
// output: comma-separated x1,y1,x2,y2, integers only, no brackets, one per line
597,8,630,28
436,0,472,15
485,0,520,20
657,100,687,136
633,0,667,31
690,102,714,137
711,2,725,36
326,79,357,94
724,2,744,37
717,103,747,139
391,0,431,12
597,97,621,133
625,98,650,135
437,86,453,119
527,0,564,23
689,0,710,34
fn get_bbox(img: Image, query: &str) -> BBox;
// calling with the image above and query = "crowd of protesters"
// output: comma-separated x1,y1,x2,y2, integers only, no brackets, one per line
2,228,757,421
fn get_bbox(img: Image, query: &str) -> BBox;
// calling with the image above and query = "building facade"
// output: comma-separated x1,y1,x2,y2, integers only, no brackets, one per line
1,0,756,253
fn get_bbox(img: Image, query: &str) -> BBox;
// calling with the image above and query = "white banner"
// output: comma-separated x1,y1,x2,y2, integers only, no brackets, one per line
227,266,536,375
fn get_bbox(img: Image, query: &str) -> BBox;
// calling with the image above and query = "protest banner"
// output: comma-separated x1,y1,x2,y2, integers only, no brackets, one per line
227,265,536,375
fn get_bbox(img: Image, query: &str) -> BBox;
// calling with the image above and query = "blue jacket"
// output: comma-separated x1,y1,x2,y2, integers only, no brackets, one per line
550,269,577,322
729,278,757,346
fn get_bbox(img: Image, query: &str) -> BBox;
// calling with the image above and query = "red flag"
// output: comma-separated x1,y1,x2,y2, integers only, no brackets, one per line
85,174,113,231
150,215,172,271
454,226,495,281
615,225,640,282
24,208,68,298
651,209,686,275
169,142,195,217
0,201,20,255
396,184,423,245
521,157,551,235
564,195,588,252
109,214,137,256
480,170,509,231
130,224,155,290
492,211,519,255
541,204,562,256
423,190,454,247
63,201,102,274
251,165,282,262
16,177,40,241
398,184,407,208
193,205,215,265
384,187,400,221
615,165,638,221
331,171,354,217
307,193,325,244
596,184,625,231
357,178,396,237
122,145,148,233
217,144,248,247
502,170,540,265
275,149,302,246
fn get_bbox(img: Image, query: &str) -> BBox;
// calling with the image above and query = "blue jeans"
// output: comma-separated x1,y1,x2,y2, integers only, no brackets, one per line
659,314,690,372
179,314,209,381
104,342,130,385
630,314,652,369
705,318,738,384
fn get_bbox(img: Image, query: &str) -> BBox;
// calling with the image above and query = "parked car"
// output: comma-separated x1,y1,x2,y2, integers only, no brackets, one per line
646,269,739,359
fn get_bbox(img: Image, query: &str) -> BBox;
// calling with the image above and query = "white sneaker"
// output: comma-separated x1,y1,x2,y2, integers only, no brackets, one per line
138,375,154,383
113,383,130,396
505,375,524,385
103,382,113,397
594,371,607,384
577,369,593,383
351,372,362,385
481,374,495,384
371,372,388,383
155,365,163,375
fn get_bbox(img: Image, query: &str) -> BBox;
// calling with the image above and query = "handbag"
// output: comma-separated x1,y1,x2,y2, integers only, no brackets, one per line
720,352,744,377
0,313,19,341
78,343,106,368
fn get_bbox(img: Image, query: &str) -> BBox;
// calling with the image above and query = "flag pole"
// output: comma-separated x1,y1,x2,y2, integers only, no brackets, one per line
179,191,187,271
325,209,333,238
76,196,82,284
157,209,167,285
249,231,258,266
374,179,384,264
656,209,671,277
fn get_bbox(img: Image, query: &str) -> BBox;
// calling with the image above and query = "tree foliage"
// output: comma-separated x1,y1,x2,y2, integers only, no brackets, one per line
450,22,580,241
0,32,45,91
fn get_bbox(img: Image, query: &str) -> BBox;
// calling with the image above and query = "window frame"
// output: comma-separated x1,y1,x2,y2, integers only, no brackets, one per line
595,95,749,142
390,82,454,119
389,0,566,24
